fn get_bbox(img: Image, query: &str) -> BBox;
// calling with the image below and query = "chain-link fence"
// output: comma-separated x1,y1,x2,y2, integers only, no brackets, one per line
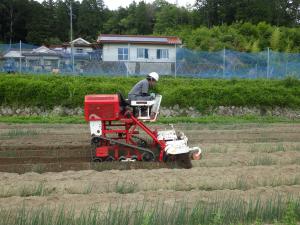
1,42,299,78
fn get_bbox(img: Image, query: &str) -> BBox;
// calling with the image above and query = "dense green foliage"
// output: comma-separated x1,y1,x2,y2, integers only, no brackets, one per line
165,22,300,52
0,74,299,110
1,0,300,52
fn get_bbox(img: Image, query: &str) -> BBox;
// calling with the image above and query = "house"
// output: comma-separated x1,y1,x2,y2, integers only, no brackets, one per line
22,46,61,72
21,38,96,73
97,34,182,75
61,37,93,55
0,37,101,74
3,49,29,73
51,37,100,72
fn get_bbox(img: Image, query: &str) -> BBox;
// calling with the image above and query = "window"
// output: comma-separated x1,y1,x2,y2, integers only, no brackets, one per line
157,49,169,59
44,59,58,67
118,48,128,60
137,48,149,59
76,48,83,53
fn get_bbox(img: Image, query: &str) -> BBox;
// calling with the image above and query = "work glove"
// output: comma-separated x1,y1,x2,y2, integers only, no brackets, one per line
150,93,156,99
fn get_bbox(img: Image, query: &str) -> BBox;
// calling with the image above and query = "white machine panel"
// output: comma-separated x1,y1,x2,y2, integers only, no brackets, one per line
165,139,190,154
89,121,102,136
157,130,177,141
158,127,202,156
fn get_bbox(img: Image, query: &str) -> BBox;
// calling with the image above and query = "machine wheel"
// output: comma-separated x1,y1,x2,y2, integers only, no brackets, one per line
91,136,100,144
175,153,192,169
93,158,103,163
105,156,115,162
119,156,127,161
142,152,155,161
131,155,138,161
132,136,149,148
91,136,101,162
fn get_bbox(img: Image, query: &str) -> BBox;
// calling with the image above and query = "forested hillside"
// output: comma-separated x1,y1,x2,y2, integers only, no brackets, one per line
1,0,300,52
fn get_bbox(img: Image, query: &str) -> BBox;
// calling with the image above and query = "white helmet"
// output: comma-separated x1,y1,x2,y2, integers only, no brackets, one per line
148,72,159,81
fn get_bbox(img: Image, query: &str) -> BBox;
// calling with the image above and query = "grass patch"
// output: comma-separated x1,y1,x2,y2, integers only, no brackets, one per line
31,164,47,174
83,183,94,194
248,155,277,166
0,196,299,225
65,184,95,195
208,145,228,153
273,143,286,152
174,180,194,191
0,115,299,124
234,175,250,191
20,182,49,197
0,187,12,198
0,129,39,138
291,144,300,152
174,174,300,192
291,157,300,165
91,161,168,172
250,143,287,153
261,176,300,187
0,150,17,157
114,181,136,194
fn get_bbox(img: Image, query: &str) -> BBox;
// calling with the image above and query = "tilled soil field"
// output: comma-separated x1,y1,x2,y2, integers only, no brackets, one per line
0,122,300,217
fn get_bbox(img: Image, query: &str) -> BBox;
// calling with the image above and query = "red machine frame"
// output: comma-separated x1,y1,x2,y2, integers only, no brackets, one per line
85,94,167,162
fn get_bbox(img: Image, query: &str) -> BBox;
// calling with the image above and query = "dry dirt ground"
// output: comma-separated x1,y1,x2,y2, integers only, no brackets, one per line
0,122,300,214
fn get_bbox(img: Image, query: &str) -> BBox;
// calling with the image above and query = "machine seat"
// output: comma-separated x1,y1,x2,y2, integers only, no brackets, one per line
130,95,162,122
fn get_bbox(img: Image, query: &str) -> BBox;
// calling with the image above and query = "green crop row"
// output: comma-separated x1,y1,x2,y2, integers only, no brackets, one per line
0,74,299,111
0,196,299,225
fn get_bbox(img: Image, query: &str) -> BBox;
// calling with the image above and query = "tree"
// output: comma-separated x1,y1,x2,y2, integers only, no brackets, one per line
53,0,70,42
0,0,32,43
195,0,222,27
26,1,51,44
134,1,153,34
77,0,106,41
270,28,281,51
154,4,190,34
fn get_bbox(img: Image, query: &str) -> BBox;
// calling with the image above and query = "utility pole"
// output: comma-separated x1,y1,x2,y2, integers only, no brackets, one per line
223,47,226,78
267,47,270,79
70,2,75,74
19,40,22,73
9,7,13,49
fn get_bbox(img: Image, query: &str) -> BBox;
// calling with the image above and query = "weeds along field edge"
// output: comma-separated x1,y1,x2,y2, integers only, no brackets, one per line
0,195,299,225
0,115,299,124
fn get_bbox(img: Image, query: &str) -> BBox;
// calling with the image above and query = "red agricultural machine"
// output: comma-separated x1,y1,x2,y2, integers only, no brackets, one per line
84,93,201,168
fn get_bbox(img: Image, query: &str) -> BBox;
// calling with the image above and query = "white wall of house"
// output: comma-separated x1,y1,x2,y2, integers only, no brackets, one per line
65,46,93,54
102,44,176,62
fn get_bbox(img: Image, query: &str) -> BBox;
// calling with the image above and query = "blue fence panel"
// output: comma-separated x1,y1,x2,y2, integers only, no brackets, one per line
0,42,300,78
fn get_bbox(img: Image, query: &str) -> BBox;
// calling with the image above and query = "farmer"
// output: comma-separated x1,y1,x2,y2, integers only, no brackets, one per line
128,72,159,101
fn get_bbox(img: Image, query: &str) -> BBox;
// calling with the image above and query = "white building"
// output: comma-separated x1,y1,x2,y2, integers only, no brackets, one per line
60,37,93,55
97,34,182,75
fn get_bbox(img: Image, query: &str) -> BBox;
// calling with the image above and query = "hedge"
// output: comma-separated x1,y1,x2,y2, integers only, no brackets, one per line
0,74,299,111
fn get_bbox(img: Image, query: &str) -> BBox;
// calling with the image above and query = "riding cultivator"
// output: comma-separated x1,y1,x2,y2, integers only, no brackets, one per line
84,93,201,168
